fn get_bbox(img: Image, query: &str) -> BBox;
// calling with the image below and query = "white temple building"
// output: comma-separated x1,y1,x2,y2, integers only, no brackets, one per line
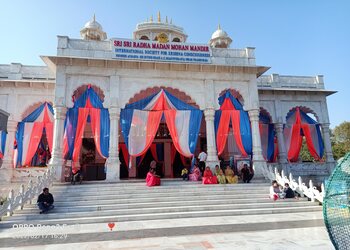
0,14,335,184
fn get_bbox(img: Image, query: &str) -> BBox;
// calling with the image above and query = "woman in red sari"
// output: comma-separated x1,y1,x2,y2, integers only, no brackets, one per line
202,166,218,185
146,168,161,187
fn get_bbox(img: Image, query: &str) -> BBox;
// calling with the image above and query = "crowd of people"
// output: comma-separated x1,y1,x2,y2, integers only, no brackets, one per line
145,150,255,186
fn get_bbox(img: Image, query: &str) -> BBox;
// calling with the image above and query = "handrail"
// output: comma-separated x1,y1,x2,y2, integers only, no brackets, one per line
261,164,324,203
0,167,56,220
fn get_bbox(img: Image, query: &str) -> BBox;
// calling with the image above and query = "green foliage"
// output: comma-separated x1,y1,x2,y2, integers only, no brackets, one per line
331,122,350,160
300,138,314,162
333,122,350,143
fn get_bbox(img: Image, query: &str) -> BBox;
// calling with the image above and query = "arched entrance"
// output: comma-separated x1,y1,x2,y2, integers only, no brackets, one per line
284,106,324,162
215,90,252,172
63,85,109,181
120,87,202,179
259,107,277,162
14,102,54,167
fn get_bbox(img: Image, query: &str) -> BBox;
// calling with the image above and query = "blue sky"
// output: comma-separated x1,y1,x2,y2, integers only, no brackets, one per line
1,0,349,128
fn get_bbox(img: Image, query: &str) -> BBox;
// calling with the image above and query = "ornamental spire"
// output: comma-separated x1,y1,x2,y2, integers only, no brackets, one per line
157,11,161,22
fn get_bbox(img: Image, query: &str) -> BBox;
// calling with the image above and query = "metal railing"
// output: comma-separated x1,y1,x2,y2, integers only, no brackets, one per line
261,164,324,203
0,168,56,220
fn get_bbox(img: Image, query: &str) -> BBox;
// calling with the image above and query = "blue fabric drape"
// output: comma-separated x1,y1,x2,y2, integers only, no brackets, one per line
164,90,197,110
267,124,275,161
74,87,104,109
64,108,79,160
99,109,110,157
188,110,202,154
120,109,134,149
15,122,25,166
218,91,243,110
22,104,45,122
0,130,7,157
214,110,222,139
239,111,252,155
124,92,158,110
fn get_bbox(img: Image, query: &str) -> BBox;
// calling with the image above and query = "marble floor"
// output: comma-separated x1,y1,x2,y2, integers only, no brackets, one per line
1,226,333,250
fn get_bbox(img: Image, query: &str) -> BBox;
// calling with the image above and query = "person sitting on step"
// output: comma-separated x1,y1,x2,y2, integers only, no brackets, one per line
181,167,189,181
225,166,238,184
37,187,54,214
241,164,254,183
270,180,285,201
283,183,296,199
146,168,161,187
71,167,83,185
217,169,226,184
189,164,201,181
202,166,218,185
214,165,220,176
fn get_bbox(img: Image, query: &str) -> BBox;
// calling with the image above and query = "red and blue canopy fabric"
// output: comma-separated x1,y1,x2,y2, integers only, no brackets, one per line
259,113,276,162
214,91,252,156
63,86,110,166
121,89,202,158
14,102,54,167
284,107,324,162
0,130,6,159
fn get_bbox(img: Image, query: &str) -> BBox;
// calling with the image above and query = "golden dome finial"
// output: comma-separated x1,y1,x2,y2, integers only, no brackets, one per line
157,11,161,22
218,23,221,30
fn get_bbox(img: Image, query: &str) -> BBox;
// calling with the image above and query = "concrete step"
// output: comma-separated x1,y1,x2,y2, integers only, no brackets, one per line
51,188,271,199
0,206,322,228
14,200,313,216
17,197,310,213
50,183,270,192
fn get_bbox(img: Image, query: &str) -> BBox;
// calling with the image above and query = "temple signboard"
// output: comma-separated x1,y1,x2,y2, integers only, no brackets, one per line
112,38,212,64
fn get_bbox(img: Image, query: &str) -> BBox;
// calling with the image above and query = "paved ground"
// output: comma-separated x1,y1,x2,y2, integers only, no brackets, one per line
0,226,333,250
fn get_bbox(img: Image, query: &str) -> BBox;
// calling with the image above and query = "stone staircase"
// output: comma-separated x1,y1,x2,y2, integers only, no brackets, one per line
0,179,324,248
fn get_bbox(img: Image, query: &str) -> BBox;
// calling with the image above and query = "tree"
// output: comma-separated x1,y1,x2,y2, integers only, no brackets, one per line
333,122,350,143
331,122,350,160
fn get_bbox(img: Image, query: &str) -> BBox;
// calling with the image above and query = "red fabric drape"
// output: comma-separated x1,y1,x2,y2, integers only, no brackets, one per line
288,109,303,162
164,110,192,158
150,143,159,162
301,124,321,160
130,111,162,157
180,154,190,166
216,110,231,155
231,111,248,157
72,108,89,167
220,98,235,110
24,122,44,165
119,143,129,167
44,122,54,153
89,108,106,158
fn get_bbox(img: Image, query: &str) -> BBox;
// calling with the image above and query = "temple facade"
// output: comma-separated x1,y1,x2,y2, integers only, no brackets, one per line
0,14,335,183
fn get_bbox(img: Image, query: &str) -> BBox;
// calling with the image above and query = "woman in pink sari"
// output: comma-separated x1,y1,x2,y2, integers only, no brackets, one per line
146,168,161,187
189,165,201,181
202,166,218,185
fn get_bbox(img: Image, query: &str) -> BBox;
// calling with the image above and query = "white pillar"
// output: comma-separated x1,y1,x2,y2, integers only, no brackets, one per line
321,123,334,163
275,122,288,164
106,107,120,182
0,120,17,182
248,109,266,176
49,106,67,182
204,108,219,169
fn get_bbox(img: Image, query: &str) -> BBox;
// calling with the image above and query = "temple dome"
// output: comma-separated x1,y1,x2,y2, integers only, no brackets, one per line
80,14,107,41
133,12,187,43
209,24,232,48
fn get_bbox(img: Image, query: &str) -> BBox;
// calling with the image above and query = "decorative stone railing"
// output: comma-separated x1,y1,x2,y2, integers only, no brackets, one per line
0,168,56,220
261,164,325,203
